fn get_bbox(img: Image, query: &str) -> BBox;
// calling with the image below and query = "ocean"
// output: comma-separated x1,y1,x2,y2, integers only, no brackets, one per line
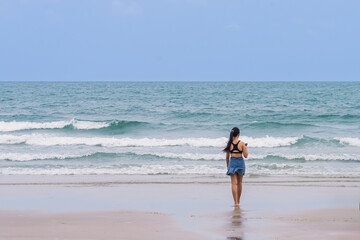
0,81,359,178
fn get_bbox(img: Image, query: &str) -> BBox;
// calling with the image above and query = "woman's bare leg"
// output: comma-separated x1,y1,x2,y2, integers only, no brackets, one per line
230,174,239,206
236,174,243,204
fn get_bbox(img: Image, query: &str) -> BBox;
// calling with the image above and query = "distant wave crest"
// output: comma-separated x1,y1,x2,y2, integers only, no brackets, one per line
2,151,358,162
0,119,148,132
0,152,92,162
334,137,360,147
0,134,300,148
247,121,315,128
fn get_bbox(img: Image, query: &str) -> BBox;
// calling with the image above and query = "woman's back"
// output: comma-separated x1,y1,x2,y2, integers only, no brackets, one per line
229,140,246,158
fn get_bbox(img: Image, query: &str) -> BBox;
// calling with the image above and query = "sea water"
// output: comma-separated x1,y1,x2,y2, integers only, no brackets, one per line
0,81,359,178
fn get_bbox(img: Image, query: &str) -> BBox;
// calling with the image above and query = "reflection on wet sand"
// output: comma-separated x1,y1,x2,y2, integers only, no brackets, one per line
227,207,243,240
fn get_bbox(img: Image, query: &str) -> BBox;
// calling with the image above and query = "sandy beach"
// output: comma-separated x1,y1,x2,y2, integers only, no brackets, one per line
0,210,208,240
1,175,359,240
2,0,360,238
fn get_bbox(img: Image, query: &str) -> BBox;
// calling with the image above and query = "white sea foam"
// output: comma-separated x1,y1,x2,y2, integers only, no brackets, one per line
143,152,360,161
0,134,26,144
1,164,359,177
250,153,360,161
30,136,228,147
245,162,360,177
0,152,90,161
71,120,109,130
0,134,300,148
147,152,224,160
1,150,357,162
334,137,360,147
0,121,68,132
0,165,224,175
240,135,299,148
0,134,228,147
0,119,109,132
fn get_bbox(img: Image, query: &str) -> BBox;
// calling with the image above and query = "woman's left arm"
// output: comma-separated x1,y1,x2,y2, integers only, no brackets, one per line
242,142,248,158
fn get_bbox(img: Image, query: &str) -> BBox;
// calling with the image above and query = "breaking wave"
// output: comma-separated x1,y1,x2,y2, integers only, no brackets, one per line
0,134,300,148
0,119,148,132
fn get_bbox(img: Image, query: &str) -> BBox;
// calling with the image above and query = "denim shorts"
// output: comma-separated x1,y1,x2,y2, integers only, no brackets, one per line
226,157,245,176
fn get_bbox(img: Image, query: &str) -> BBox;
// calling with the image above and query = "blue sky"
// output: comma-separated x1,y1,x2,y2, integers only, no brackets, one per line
0,0,359,81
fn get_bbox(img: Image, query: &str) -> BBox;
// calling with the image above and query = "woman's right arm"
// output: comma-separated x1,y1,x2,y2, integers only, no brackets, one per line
226,151,230,168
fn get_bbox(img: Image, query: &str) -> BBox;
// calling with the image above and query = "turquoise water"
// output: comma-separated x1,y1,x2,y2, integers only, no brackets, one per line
0,81,359,177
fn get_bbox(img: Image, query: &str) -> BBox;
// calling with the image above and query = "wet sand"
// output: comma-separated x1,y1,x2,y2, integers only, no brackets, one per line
0,210,208,240
208,207,360,239
0,175,359,239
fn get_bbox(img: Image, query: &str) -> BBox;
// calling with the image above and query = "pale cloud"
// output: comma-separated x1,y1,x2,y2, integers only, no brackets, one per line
225,23,240,31
112,0,143,17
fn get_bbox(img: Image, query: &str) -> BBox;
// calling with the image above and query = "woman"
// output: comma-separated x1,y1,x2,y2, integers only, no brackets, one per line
223,127,248,207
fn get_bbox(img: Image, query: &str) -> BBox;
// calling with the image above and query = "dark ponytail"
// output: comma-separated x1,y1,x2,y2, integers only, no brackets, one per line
223,127,240,152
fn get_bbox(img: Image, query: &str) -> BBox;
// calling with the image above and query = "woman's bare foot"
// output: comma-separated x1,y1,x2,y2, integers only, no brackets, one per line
234,203,239,207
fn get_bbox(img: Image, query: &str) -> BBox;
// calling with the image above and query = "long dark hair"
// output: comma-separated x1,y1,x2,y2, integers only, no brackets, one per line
223,127,240,152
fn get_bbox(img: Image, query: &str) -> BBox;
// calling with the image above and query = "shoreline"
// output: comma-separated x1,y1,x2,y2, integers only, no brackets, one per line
1,174,360,185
